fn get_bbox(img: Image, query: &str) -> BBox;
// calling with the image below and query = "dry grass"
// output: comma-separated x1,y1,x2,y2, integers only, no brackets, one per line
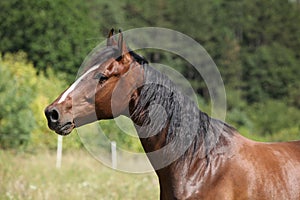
0,150,159,200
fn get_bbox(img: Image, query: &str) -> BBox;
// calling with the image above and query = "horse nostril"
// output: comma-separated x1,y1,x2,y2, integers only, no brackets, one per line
49,108,60,122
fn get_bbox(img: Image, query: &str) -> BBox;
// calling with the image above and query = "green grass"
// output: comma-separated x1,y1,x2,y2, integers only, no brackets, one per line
0,150,159,200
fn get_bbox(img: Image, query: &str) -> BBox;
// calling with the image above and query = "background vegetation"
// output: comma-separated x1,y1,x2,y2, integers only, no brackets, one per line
0,0,299,151
0,150,158,199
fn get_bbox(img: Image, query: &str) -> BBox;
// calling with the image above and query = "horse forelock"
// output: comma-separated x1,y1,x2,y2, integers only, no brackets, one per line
79,46,118,75
79,46,148,76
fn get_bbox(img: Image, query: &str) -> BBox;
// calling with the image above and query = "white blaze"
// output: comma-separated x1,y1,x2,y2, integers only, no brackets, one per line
58,65,99,103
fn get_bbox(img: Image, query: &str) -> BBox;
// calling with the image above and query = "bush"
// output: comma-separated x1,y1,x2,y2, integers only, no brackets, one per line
0,52,36,148
246,99,300,137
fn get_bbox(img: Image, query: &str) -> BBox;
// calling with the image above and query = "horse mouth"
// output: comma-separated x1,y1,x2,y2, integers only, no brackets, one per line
55,122,75,136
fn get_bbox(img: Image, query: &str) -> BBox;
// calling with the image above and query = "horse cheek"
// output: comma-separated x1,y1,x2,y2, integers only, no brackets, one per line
110,79,132,116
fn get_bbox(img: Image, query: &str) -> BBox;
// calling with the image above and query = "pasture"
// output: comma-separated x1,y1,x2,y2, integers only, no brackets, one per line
0,150,159,200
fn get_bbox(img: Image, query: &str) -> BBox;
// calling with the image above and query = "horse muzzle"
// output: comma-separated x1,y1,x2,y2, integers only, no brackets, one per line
44,106,75,136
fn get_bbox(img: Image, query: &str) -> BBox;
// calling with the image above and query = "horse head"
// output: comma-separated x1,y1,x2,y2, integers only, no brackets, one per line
45,29,144,135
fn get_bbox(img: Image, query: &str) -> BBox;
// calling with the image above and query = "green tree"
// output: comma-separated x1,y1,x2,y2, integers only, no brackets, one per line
242,43,300,103
0,0,100,81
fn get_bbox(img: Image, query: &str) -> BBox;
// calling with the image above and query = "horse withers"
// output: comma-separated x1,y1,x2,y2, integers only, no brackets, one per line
45,29,300,199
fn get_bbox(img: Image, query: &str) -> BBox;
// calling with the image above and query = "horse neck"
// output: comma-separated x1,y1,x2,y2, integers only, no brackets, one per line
129,66,205,163
128,65,236,170
129,65,185,146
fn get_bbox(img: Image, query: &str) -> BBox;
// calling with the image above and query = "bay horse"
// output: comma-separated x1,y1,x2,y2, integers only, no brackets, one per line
45,29,300,199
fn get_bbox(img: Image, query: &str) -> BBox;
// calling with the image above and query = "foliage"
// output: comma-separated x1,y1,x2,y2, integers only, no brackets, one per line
242,43,300,104
0,0,299,149
246,100,300,136
0,52,36,148
0,0,100,82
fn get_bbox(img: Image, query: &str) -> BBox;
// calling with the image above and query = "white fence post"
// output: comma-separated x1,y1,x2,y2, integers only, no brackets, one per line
56,135,63,169
111,141,117,169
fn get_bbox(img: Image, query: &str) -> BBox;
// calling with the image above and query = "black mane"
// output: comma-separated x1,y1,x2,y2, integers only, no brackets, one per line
130,62,235,161
129,49,149,65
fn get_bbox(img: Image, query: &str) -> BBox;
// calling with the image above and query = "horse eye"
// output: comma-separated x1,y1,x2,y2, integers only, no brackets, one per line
94,73,108,82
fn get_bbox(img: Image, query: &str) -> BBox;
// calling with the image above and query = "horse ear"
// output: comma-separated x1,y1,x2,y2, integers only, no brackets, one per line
103,30,132,77
117,29,132,64
107,28,117,46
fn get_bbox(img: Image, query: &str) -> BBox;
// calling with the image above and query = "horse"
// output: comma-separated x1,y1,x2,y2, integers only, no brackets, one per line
45,29,300,199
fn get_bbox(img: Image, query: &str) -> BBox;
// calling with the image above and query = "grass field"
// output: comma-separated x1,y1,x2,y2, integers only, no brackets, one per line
0,150,159,200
